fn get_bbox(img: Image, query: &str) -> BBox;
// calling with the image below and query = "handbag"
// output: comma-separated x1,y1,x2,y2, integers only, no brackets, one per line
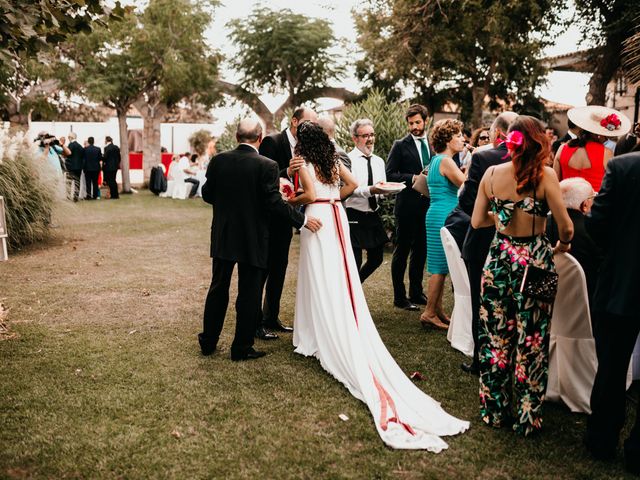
518,186,558,303
412,160,431,198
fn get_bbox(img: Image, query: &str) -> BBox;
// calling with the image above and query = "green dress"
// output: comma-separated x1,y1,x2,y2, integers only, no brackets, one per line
425,154,459,274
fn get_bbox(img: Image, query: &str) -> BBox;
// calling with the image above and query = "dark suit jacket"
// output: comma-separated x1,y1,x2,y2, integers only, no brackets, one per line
65,141,84,171
547,209,603,305
83,145,102,172
201,144,305,268
585,152,640,316
460,143,510,262
386,134,431,217
103,143,121,172
259,129,292,178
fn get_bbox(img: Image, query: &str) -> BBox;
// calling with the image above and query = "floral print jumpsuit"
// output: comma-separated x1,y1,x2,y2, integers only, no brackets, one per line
478,193,555,436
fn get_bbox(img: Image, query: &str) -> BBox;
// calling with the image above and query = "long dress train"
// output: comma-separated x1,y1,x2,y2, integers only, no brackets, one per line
293,165,469,451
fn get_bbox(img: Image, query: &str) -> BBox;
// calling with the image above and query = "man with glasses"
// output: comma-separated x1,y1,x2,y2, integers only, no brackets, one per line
345,118,388,282
386,104,432,311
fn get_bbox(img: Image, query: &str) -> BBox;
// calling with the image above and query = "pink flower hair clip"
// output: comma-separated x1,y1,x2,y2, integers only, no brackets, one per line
505,130,524,150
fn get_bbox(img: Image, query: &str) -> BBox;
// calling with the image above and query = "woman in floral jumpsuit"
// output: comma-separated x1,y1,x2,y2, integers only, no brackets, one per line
471,116,574,436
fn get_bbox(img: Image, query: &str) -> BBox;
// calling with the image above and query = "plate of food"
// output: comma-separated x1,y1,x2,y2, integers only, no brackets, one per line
376,181,406,193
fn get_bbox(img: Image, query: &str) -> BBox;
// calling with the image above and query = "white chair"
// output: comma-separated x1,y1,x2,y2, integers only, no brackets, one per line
546,253,597,413
440,227,474,357
160,162,190,200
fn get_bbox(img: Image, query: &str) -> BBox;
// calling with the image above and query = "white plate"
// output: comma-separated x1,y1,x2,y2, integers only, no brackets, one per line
376,182,406,193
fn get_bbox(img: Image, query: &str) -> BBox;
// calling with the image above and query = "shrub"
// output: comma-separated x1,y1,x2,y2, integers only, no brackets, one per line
215,117,242,153
0,128,65,251
188,129,212,157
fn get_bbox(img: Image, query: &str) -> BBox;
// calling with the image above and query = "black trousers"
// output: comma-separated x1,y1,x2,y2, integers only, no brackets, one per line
261,221,293,326
586,311,640,455
103,170,119,199
84,170,100,199
201,258,264,355
184,177,199,197
391,212,427,302
352,245,384,283
67,169,82,201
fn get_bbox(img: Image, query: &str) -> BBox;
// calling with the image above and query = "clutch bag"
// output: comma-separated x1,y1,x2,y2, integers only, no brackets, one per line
411,173,430,197
519,264,558,303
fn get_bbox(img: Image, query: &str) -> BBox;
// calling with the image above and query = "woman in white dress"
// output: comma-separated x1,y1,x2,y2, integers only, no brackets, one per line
288,122,469,451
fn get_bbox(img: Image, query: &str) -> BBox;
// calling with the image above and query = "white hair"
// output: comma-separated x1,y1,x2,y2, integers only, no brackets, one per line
559,177,594,210
349,118,374,137
68,132,77,140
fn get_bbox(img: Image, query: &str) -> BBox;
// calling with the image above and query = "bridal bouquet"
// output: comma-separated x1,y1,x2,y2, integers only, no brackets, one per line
279,178,295,200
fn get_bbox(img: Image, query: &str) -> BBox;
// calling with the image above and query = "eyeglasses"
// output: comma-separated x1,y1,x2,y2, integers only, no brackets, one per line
355,133,376,139
479,135,490,141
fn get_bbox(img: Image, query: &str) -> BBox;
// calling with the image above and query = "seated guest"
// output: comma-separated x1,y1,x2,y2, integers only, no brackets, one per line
177,153,199,198
546,177,602,313
554,106,630,191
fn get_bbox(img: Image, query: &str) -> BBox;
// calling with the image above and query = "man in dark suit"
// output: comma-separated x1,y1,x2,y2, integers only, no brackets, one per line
584,152,640,474
450,111,517,374
386,104,433,310
65,132,84,202
102,136,121,199
198,118,322,361
83,137,102,200
257,106,318,339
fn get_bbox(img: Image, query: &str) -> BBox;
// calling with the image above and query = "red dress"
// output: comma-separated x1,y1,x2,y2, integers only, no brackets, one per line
558,141,606,191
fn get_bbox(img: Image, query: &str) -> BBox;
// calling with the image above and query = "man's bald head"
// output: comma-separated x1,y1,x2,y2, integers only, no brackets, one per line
317,116,336,139
490,111,518,146
236,118,263,145
290,107,318,138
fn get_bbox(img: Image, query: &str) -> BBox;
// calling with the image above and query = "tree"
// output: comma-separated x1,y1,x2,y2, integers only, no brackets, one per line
622,23,640,87
226,9,357,131
130,0,222,182
574,0,640,105
355,0,566,128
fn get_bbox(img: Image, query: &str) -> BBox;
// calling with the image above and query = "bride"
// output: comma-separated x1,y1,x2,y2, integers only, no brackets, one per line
287,121,469,451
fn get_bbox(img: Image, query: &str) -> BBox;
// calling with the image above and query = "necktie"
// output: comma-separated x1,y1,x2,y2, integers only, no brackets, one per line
419,138,430,168
364,155,378,211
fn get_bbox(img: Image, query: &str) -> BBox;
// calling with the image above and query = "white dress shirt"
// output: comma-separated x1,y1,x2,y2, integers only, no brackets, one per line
286,128,297,157
345,147,386,213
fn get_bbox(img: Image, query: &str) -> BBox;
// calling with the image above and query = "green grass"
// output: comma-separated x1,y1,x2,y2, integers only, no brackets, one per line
0,191,636,479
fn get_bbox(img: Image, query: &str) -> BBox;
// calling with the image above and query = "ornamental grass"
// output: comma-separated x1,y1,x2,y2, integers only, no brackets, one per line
0,128,66,251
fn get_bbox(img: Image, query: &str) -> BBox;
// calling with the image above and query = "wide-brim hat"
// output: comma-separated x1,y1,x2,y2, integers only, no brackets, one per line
567,105,631,137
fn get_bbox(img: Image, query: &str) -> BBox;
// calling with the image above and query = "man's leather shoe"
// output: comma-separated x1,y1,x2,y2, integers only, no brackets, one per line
409,294,428,305
198,333,216,356
231,348,267,361
394,300,419,311
265,319,293,333
255,327,278,340
461,362,479,375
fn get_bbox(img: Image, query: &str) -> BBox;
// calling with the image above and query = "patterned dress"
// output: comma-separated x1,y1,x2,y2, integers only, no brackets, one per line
478,192,555,436
425,154,459,274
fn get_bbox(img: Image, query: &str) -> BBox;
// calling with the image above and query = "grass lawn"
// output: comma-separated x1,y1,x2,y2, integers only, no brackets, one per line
0,191,636,479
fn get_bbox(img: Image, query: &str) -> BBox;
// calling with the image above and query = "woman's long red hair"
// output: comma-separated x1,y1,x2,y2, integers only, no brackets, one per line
507,116,549,194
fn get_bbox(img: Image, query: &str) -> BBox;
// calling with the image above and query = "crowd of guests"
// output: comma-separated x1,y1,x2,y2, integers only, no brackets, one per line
235,104,639,473
37,132,122,201
163,141,216,199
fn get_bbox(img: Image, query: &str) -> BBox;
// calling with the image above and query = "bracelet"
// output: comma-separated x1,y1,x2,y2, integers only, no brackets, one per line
559,238,572,245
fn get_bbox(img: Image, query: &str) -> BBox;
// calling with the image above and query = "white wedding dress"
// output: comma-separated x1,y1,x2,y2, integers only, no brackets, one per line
293,164,469,451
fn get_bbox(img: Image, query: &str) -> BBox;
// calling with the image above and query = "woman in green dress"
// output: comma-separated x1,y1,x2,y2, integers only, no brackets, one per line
420,119,466,330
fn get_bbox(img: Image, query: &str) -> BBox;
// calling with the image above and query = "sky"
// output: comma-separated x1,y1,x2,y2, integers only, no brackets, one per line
202,0,591,127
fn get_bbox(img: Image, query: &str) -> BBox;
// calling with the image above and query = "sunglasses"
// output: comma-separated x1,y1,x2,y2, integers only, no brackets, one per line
479,135,490,141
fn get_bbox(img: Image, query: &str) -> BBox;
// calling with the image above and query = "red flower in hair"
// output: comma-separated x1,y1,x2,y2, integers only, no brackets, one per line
600,114,621,131
504,130,524,151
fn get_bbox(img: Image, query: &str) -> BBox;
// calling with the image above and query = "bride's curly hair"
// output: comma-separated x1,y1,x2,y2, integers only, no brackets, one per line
295,121,338,185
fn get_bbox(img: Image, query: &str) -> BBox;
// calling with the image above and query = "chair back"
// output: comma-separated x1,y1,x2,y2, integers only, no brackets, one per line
551,253,592,339
440,227,470,295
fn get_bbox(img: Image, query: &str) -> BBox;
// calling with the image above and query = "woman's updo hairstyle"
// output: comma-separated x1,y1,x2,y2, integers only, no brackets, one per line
430,119,463,153
505,115,549,194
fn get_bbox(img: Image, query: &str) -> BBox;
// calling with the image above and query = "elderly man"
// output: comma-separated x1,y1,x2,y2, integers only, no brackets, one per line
257,106,318,339
345,118,388,283
546,177,601,311
199,118,321,361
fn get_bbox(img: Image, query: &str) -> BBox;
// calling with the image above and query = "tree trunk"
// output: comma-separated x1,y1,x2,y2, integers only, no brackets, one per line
216,80,275,132
134,98,167,185
116,108,132,193
587,45,621,106
471,85,485,129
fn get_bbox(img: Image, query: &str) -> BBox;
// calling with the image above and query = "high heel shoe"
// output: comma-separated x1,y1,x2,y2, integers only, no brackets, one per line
419,313,449,331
